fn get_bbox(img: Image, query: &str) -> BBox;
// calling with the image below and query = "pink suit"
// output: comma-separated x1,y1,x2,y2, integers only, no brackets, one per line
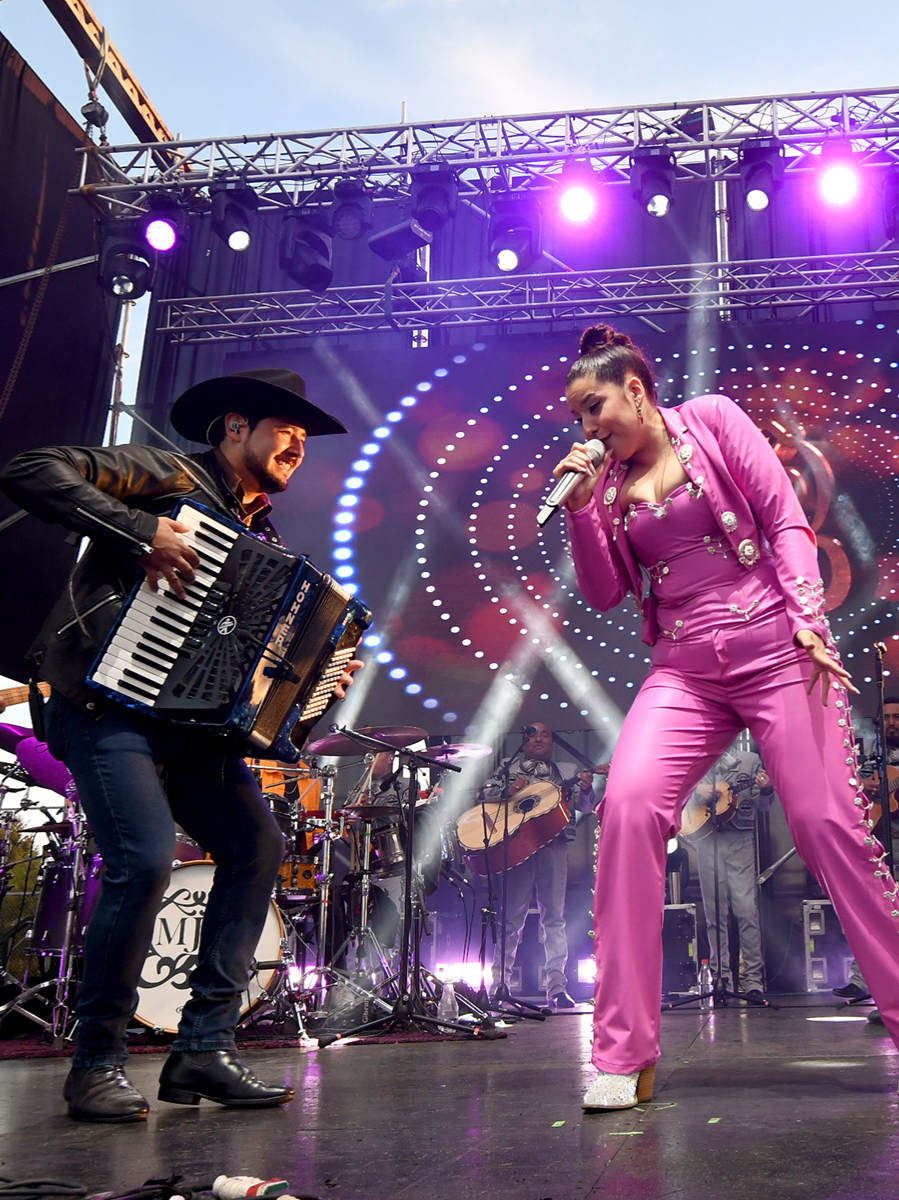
567,394,899,1074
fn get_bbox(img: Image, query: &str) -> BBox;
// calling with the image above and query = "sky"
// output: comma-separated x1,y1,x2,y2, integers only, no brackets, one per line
2,0,899,146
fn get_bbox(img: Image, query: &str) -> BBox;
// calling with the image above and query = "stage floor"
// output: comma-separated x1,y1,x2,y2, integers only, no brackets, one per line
1,998,898,1200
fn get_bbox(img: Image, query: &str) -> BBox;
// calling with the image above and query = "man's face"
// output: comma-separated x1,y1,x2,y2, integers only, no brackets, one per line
885,703,899,746
241,416,307,493
525,723,554,761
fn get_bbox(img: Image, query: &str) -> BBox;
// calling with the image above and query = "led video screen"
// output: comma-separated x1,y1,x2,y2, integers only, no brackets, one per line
192,313,899,745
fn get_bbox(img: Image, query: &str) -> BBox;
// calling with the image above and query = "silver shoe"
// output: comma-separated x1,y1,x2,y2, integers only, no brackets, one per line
582,1064,655,1111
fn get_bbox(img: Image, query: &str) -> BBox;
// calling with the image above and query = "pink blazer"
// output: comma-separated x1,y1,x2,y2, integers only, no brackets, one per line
565,394,828,647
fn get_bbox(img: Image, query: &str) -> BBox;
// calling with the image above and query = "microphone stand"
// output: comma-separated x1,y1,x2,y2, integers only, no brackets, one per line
665,764,740,1012
483,733,546,1020
316,727,498,1044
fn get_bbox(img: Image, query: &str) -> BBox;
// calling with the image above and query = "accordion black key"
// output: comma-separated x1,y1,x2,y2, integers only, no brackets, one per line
87,500,372,761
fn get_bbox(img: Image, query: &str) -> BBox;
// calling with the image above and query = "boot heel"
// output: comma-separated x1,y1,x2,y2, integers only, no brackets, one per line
158,1084,201,1105
636,1065,656,1104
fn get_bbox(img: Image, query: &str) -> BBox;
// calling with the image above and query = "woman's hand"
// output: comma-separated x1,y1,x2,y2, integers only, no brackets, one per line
795,629,859,706
551,442,606,513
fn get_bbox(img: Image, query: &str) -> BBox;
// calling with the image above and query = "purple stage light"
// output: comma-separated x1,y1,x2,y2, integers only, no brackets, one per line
145,216,178,252
560,184,596,223
820,162,859,206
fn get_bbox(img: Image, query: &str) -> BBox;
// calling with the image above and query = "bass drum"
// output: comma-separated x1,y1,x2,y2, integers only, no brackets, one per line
134,861,283,1035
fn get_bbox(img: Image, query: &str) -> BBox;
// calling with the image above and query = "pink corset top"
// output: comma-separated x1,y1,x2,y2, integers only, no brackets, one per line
624,483,784,641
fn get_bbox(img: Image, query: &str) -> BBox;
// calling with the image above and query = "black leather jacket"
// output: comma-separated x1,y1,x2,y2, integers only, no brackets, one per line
0,443,282,716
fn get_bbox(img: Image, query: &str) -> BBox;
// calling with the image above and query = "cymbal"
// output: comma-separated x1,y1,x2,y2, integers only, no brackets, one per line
429,742,493,763
307,725,428,757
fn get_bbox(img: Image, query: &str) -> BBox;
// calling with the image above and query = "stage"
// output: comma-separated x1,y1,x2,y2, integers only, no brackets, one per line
1,1000,897,1200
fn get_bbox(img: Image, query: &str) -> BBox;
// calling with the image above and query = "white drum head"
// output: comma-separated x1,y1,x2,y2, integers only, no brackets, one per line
134,860,284,1034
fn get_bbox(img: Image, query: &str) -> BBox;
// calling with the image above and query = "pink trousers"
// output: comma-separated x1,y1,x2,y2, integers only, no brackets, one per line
592,608,899,1073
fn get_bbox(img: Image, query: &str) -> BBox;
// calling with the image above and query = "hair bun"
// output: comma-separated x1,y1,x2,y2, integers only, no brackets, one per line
578,323,634,357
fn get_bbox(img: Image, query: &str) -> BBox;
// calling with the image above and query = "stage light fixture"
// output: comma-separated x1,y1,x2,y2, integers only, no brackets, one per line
487,194,541,273
410,165,458,232
142,195,185,253
883,167,899,240
211,184,258,251
557,160,599,223
739,137,784,212
368,217,433,261
97,217,155,299
630,149,676,218
279,210,333,292
330,178,373,241
819,143,860,206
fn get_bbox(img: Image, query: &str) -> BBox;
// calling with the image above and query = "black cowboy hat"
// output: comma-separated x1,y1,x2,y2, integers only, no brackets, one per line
170,367,347,444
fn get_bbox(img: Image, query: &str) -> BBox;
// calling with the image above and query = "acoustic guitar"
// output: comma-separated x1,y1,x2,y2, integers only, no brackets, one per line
680,776,756,843
456,780,572,875
868,764,899,827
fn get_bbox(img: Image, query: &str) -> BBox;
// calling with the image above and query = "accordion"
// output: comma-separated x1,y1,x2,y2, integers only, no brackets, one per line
87,500,372,761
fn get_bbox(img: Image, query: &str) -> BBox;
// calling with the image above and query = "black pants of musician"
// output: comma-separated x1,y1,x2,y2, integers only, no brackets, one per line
46,693,284,1069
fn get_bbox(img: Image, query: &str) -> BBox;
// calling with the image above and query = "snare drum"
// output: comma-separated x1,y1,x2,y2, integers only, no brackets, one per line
278,856,317,892
369,822,405,878
134,861,284,1034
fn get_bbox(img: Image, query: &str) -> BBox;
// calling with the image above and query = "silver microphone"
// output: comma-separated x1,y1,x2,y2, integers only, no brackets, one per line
536,439,606,527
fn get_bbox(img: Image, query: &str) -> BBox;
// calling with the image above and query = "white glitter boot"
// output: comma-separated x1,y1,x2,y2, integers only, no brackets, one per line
582,1065,656,1111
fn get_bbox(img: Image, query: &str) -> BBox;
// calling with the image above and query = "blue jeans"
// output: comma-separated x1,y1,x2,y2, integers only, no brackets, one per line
45,693,284,1068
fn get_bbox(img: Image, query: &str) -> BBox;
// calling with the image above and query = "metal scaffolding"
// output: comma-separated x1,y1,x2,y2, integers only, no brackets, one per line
78,85,899,208
156,250,899,341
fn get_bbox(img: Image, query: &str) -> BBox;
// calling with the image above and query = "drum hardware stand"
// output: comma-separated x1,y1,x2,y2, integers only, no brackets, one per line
314,727,497,1044
0,794,89,1043
279,772,398,1032
243,938,314,1039
0,806,54,1033
328,815,395,985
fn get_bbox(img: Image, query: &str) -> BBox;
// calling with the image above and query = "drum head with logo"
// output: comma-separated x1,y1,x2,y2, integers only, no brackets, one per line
134,861,283,1034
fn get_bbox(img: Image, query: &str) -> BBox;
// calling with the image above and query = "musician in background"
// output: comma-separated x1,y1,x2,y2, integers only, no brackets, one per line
0,369,361,1123
835,695,899,1003
686,738,775,1004
483,722,596,1008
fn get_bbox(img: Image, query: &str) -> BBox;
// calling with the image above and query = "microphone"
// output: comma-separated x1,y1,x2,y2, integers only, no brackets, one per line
536,439,606,527
523,725,538,738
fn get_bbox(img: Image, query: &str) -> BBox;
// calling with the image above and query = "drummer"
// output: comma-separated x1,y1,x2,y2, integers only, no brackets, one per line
483,723,597,1008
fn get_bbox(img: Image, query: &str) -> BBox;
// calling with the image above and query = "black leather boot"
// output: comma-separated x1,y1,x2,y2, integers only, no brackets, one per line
64,1066,150,1122
158,1049,294,1107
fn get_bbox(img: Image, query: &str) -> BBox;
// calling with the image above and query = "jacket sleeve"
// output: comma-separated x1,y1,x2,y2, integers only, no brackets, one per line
565,497,630,612
705,397,829,643
0,444,188,559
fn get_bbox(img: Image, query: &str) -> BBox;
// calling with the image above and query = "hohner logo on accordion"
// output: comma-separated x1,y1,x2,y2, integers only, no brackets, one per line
86,500,372,762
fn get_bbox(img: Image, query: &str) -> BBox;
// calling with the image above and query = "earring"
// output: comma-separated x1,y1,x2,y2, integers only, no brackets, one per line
636,405,644,424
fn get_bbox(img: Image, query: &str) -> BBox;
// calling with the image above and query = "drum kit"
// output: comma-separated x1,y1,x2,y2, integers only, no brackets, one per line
0,727,493,1044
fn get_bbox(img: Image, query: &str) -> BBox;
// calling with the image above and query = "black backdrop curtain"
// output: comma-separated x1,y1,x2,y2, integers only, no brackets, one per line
0,35,116,681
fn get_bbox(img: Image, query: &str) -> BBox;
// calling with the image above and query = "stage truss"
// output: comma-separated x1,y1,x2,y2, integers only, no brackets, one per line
158,251,899,341
78,86,899,206
74,85,899,339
